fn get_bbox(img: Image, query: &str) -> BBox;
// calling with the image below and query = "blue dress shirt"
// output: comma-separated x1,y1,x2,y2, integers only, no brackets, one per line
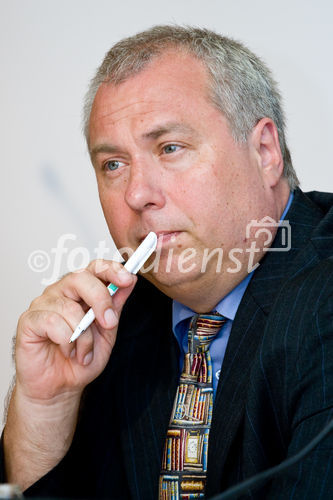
172,191,294,397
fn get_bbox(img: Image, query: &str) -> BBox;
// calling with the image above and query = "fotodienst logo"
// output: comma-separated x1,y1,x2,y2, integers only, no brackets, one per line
27,218,291,285
245,216,291,252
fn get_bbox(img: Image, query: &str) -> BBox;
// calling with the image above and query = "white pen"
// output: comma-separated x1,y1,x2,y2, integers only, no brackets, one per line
69,232,157,343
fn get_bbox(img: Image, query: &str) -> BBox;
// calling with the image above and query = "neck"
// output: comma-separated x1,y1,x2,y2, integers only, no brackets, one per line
150,268,246,313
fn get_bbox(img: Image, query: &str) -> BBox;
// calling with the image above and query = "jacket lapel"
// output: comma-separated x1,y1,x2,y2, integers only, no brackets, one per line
116,279,178,499
207,292,266,494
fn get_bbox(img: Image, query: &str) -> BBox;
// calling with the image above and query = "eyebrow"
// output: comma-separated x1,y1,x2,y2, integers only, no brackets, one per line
90,143,119,161
142,122,198,140
90,122,198,161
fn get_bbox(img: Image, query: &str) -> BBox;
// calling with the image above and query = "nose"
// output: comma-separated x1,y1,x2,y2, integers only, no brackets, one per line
124,158,166,212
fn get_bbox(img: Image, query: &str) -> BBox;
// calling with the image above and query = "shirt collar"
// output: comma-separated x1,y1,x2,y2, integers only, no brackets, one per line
172,271,252,333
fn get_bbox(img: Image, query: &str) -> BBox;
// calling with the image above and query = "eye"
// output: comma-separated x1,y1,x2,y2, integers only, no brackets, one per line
162,144,181,154
104,160,125,171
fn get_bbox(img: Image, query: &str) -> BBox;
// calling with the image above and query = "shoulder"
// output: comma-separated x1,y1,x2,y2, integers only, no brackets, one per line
267,189,333,323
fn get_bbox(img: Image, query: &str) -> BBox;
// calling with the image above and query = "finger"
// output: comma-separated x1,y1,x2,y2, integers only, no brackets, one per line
74,326,95,366
56,262,136,330
31,262,136,364
73,272,138,365
73,274,137,361
29,296,94,363
52,297,95,363
108,275,137,311
78,260,135,292
18,310,74,359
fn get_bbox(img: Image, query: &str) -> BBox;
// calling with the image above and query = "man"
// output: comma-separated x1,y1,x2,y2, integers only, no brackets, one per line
1,25,333,499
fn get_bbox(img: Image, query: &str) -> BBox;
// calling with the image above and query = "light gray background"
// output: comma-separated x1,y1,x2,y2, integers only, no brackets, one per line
1,0,332,425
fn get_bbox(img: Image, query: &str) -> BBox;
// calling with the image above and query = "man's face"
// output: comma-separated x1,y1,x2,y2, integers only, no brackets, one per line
89,50,282,308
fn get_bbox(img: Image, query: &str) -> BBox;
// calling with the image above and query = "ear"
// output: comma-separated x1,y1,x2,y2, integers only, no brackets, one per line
249,118,284,188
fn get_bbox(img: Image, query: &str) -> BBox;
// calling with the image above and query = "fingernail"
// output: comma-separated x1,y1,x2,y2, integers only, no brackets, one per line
104,308,118,328
83,351,93,366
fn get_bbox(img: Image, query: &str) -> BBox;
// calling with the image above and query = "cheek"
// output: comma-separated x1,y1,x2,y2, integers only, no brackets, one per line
98,187,129,237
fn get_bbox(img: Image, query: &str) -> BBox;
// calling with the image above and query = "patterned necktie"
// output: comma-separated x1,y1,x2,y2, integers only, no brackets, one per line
159,312,227,499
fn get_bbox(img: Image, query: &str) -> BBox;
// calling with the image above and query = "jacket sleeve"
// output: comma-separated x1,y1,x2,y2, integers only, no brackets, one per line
0,355,131,499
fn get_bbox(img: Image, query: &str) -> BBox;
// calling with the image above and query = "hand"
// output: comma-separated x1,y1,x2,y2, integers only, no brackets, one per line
4,259,137,489
15,259,136,402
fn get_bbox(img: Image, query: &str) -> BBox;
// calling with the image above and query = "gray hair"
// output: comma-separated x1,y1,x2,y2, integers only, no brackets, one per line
83,25,299,189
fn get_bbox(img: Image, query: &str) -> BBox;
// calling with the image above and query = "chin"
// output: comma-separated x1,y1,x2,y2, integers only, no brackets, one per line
142,263,204,292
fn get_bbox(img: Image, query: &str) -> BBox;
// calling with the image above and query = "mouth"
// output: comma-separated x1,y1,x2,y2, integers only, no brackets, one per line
139,231,182,249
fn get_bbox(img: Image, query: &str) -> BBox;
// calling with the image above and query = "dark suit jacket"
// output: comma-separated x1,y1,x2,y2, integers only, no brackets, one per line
2,189,333,499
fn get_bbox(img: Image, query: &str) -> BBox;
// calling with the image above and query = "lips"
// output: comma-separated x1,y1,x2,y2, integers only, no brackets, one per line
139,231,181,246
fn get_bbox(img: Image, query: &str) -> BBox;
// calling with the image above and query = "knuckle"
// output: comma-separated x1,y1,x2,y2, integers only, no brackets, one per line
17,310,30,330
54,296,67,310
66,268,90,287
29,296,41,310
30,291,56,311
45,311,60,329
88,259,109,275
42,282,57,295
68,269,80,283
110,260,124,273
89,259,125,276
88,259,99,273
60,271,71,280
62,299,82,318
95,259,110,274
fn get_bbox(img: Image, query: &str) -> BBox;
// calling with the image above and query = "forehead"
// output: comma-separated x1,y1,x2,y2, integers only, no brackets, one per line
88,50,214,137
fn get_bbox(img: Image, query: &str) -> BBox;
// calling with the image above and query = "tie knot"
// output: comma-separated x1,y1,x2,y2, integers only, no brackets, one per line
188,312,226,352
